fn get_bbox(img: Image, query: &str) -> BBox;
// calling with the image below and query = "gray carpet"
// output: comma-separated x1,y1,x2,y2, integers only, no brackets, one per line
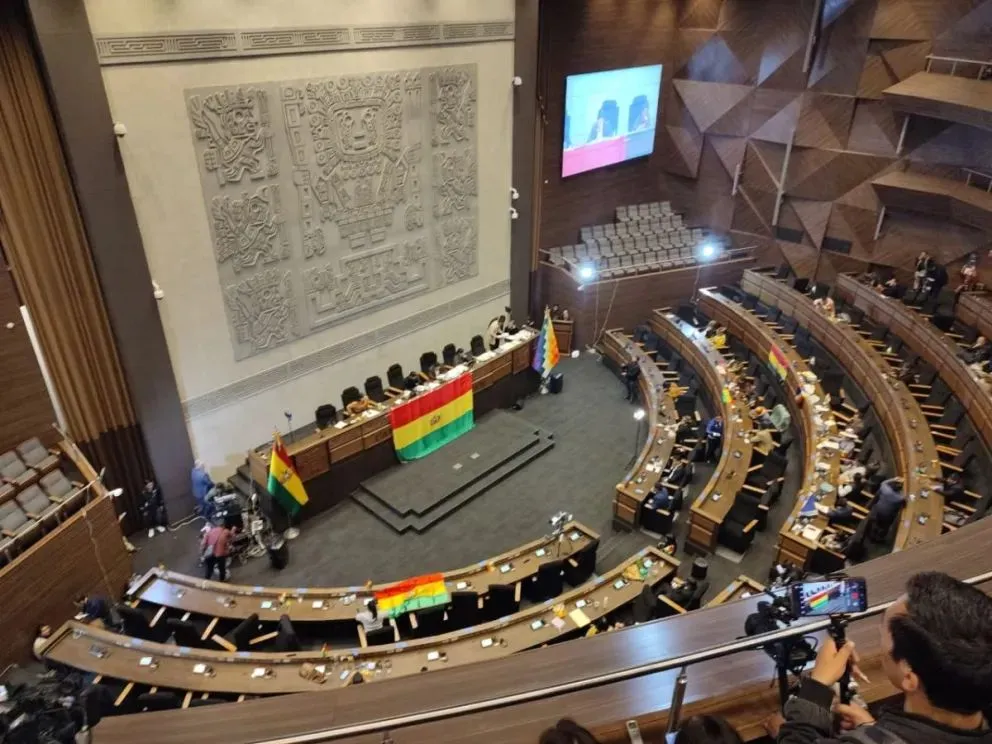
134,354,801,602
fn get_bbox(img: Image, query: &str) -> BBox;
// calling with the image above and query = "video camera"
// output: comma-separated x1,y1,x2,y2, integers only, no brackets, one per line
549,510,573,533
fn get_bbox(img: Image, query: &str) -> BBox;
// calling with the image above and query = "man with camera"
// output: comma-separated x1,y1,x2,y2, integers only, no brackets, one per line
774,571,992,744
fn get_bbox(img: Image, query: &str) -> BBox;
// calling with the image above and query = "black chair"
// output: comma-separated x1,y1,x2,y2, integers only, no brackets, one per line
190,698,224,707
483,583,520,621
640,502,674,534
470,335,486,357
442,343,457,368
137,692,181,712
315,404,337,429
745,451,787,492
563,539,599,586
364,376,388,403
117,604,161,642
718,493,761,553
363,625,397,647
341,386,362,410
690,558,708,581
843,515,870,562
221,613,260,651
686,580,710,610
447,590,480,630
275,614,301,652
387,364,406,394
524,559,565,602
164,618,201,647
420,351,439,378
631,585,658,623
411,606,448,638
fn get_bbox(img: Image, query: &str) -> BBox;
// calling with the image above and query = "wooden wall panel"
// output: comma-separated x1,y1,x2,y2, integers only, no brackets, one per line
0,266,57,453
0,493,131,668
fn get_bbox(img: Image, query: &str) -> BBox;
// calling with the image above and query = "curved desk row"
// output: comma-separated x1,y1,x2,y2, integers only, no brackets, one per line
47,547,679,695
602,330,678,529
127,522,598,625
697,289,844,569
647,311,755,553
704,575,766,607
741,270,943,551
956,290,992,342
835,274,992,456
91,519,992,744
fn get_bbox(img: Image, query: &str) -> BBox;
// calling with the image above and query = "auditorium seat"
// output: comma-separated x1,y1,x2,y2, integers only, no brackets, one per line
164,617,201,647
524,559,565,602
39,470,75,503
563,539,599,586
420,351,439,379
718,493,761,554
16,438,59,475
631,585,658,623
0,500,34,541
410,606,447,638
315,404,337,428
0,450,37,489
386,364,406,395
483,583,520,621
15,484,60,521
442,343,457,368
275,614,301,652
364,376,388,403
447,590,481,630
470,335,486,357
341,386,362,410
117,604,162,642
359,622,398,647
137,692,181,712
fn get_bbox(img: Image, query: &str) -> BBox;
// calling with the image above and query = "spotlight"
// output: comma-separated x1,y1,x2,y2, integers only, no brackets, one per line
700,243,717,260
577,263,597,281
633,408,646,421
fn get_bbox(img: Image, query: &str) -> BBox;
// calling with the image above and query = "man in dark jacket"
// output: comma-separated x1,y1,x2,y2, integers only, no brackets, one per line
775,571,992,744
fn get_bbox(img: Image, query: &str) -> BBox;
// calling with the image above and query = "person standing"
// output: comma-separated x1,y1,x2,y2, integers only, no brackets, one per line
191,460,215,518
200,519,235,582
704,415,724,462
622,361,641,401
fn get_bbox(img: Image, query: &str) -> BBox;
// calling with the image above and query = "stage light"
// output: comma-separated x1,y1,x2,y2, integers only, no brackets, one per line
633,408,646,421
577,263,597,281
700,242,717,260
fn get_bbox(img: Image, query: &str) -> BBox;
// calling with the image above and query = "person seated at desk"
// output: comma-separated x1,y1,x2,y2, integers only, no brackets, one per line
813,295,836,319
404,369,423,391
769,403,791,433
825,495,856,526
647,482,675,512
703,320,719,338
675,415,696,445
750,426,778,456
897,359,918,385
935,472,965,503
74,593,111,625
881,276,901,298
665,456,694,489
960,336,991,366
665,577,697,608
356,598,384,632
346,395,375,417
710,326,728,349
838,472,866,502
739,379,759,408
704,415,723,462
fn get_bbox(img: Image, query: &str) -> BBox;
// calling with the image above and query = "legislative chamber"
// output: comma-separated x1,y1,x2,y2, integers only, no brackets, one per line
1,1,991,743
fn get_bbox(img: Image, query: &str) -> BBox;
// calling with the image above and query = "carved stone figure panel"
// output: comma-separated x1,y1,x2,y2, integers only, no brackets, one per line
186,64,478,361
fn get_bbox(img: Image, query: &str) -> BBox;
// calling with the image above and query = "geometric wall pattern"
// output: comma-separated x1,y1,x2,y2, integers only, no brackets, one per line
186,64,478,359
539,0,991,286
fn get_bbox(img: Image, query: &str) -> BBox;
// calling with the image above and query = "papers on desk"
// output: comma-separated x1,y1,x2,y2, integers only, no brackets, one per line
474,351,496,362
569,609,592,628
333,421,347,429
817,439,840,450
814,404,831,414
800,371,818,383
802,525,824,543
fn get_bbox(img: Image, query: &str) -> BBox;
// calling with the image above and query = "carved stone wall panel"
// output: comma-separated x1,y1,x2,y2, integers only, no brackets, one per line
186,64,478,361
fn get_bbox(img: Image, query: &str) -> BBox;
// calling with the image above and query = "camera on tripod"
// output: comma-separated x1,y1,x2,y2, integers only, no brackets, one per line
549,510,573,533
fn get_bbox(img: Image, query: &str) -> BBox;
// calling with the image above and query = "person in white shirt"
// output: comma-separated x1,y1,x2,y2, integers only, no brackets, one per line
484,315,507,351
355,598,384,632
33,624,52,661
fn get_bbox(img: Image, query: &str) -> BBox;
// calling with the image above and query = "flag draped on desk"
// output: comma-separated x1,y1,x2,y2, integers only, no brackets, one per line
721,386,733,405
375,573,450,618
768,345,789,381
388,373,474,461
532,308,560,377
268,433,309,516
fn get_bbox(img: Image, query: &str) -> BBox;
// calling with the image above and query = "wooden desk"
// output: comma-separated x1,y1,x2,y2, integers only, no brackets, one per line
704,575,766,607
47,548,678,695
128,522,599,625
602,331,678,529
553,319,574,355
698,290,842,569
956,291,992,342
743,270,943,551
648,311,754,553
246,333,539,517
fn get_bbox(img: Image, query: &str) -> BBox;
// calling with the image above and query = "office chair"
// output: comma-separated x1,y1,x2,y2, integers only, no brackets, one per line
137,692,181,712
116,604,160,642
362,624,397,647
364,376,388,403
524,559,565,603
563,539,599,586
447,590,481,630
470,334,486,357
341,386,362,410
442,343,457,368
631,584,658,623
220,613,260,651
420,351,439,379
483,583,520,621
386,364,405,395
164,618,201,648
718,493,761,554
315,404,337,429
275,614,301,652
411,605,448,638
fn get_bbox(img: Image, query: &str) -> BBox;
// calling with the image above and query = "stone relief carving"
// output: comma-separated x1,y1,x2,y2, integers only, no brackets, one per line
186,64,478,360
429,67,476,146
210,185,290,271
225,268,297,354
188,86,277,186
435,217,478,286
433,148,477,218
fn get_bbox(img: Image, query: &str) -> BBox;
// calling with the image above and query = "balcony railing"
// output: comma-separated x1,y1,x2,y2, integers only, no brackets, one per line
924,54,992,80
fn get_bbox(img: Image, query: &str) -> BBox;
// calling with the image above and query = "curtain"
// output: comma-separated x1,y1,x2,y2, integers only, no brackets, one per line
0,2,152,529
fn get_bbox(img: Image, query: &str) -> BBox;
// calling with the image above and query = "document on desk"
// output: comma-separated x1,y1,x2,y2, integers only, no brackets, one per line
569,609,592,628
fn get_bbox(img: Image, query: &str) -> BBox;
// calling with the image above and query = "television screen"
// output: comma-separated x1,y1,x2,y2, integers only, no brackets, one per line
562,64,663,178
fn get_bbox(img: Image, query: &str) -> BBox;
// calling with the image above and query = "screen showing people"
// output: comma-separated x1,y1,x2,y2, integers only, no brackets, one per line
562,65,663,177
790,578,867,617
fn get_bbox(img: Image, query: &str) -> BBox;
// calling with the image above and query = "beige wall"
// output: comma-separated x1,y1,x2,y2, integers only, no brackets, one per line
85,0,514,472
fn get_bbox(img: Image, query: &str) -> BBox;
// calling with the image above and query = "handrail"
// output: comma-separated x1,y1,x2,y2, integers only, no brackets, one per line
924,54,992,78
256,571,992,744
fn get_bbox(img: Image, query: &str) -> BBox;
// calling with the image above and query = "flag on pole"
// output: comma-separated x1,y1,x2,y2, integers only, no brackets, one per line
375,573,450,618
721,386,733,405
532,308,560,377
267,433,309,516
768,345,789,380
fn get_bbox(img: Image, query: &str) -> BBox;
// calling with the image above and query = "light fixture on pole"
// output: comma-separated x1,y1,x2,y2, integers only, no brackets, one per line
692,242,719,303
577,263,597,282
629,408,647,467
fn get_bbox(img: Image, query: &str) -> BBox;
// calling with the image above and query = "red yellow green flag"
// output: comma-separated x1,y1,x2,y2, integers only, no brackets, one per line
388,372,474,461
768,345,789,380
267,433,309,516
374,573,449,618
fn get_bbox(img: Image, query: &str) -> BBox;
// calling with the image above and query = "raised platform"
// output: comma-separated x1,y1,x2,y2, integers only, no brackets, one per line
872,170,992,232
882,72,992,132
351,411,554,533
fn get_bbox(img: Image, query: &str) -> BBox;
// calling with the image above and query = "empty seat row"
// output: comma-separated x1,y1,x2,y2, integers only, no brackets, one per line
1,467,81,559
616,201,673,222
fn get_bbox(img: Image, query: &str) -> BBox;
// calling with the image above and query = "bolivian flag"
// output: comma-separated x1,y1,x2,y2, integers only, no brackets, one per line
389,373,474,461
267,433,309,516
375,573,449,618
768,345,789,381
